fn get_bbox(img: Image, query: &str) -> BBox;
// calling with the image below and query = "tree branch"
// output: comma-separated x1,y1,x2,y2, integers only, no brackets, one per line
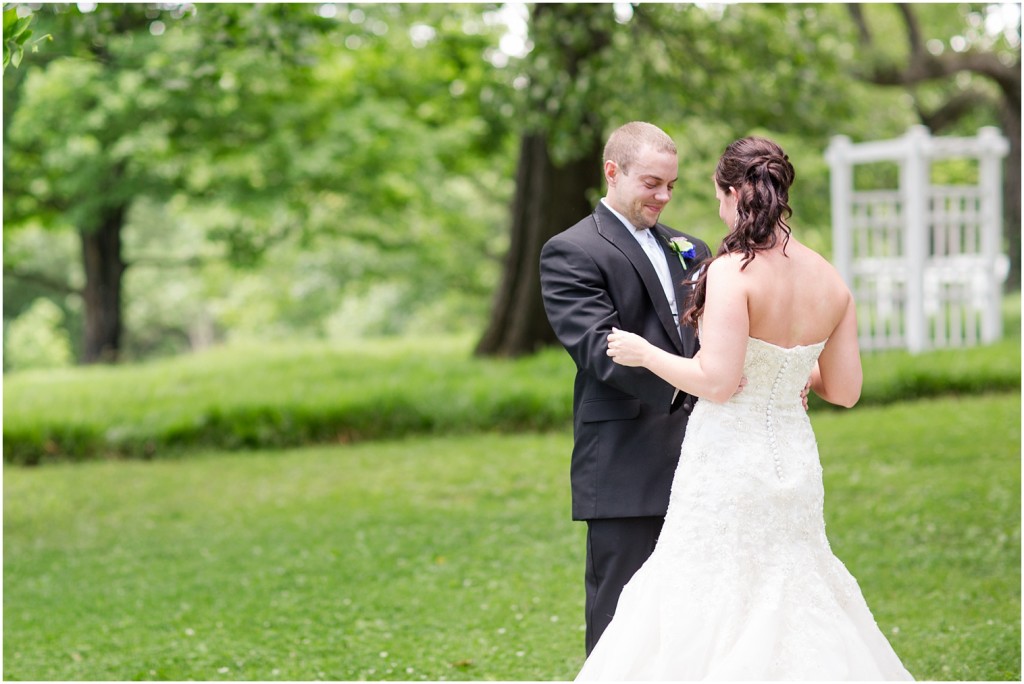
897,3,924,58
126,255,208,270
850,3,1020,108
847,4,871,45
915,87,997,133
2,267,80,296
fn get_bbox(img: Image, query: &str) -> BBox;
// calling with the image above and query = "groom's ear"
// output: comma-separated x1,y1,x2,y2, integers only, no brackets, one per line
604,160,619,186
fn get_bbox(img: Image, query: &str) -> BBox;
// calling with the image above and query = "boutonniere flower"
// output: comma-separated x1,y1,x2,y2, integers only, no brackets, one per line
667,236,697,267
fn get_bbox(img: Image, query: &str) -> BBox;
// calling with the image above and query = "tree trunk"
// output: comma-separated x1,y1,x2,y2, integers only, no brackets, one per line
79,206,126,363
474,132,603,356
475,2,612,357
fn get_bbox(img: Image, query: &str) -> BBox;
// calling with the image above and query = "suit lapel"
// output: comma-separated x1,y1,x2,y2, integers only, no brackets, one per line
594,204,684,353
652,225,697,354
655,226,704,358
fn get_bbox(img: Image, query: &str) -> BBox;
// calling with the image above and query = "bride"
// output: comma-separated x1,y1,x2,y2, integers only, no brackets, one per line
579,136,914,680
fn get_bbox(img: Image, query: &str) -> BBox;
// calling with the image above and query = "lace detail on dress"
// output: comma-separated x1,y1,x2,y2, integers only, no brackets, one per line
576,337,913,681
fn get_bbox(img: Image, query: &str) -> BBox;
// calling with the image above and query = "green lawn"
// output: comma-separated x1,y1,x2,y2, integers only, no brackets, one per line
4,393,1019,680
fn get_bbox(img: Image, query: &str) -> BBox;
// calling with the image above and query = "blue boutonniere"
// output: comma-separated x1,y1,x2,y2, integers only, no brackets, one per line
667,236,697,267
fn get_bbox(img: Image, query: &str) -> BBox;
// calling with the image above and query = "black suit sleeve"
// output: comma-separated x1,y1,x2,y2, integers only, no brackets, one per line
540,235,675,409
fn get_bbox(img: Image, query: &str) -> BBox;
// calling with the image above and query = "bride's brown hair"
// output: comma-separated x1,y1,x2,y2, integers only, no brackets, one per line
682,136,796,329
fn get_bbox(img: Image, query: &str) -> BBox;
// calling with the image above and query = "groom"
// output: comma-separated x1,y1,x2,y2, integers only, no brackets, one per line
539,121,711,654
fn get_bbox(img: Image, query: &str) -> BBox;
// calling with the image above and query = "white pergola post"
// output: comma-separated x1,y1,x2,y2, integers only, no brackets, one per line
901,125,930,353
825,135,854,288
978,126,1009,343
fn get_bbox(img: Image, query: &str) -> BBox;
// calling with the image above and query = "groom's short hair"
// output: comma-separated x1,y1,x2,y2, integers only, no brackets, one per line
604,122,677,174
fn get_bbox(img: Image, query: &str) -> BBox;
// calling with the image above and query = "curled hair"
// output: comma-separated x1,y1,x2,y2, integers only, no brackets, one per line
682,137,795,329
603,121,677,174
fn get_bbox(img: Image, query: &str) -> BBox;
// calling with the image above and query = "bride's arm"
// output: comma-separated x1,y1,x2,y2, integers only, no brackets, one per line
810,292,862,407
608,258,748,403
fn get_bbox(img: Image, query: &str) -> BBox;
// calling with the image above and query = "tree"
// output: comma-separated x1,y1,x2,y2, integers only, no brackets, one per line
847,3,1021,288
4,4,516,362
3,4,334,362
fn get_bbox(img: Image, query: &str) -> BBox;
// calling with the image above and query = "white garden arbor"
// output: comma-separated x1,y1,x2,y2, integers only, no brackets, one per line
825,125,1010,353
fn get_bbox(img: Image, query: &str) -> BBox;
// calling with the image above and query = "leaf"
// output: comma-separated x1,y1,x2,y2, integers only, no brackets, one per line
2,9,39,72
3,8,19,34
4,15,32,42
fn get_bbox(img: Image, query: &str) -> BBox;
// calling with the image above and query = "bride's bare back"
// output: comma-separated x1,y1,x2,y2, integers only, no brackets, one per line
739,238,848,348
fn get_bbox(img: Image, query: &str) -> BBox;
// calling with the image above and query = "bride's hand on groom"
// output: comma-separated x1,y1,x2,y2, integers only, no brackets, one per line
607,327,652,367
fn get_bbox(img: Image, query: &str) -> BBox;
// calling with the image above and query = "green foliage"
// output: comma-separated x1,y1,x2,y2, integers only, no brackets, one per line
2,8,31,69
3,8,28,68
3,322,1019,464
4,393,1019,679
513,4,862,166
2,7,48,71
4,4,328,232
1,224,83,364
3,297,74,371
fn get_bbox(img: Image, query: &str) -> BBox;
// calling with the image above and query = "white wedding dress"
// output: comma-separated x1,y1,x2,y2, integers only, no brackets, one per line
576,337,914,680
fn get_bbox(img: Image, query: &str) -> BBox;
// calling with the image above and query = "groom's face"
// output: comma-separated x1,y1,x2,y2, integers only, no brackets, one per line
605,146,678,229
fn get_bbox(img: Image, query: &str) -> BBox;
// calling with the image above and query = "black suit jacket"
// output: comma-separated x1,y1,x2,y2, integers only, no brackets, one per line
540,202,713,520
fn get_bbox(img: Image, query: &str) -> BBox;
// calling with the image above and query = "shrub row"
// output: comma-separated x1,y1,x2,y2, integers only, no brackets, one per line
3,335,1019,465
808,337,1021,410
3,395,571,465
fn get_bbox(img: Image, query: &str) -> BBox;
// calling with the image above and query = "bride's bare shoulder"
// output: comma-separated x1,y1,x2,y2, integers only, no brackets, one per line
704,253,751,292
785,238,839,272
708,251,747,274
786,242,853,309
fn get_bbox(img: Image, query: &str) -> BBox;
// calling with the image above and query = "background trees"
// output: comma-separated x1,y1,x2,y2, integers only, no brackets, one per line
3,2,1019,368
4,3,514,363
4,4,337,361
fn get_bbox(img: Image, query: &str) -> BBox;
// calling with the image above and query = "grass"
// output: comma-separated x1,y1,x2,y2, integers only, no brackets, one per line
4,392,1019,681
5,432,585,681
3,328,1020,464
